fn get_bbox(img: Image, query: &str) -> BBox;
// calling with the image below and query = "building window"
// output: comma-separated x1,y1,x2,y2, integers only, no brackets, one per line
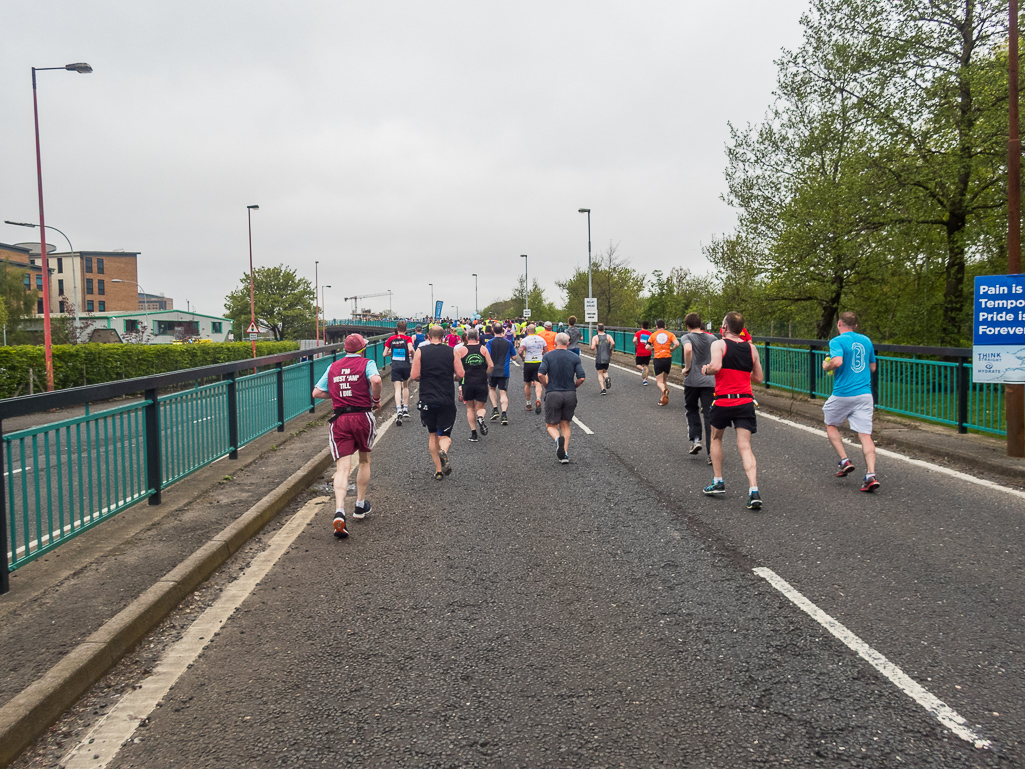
85,257,92,273
23,274,30,288
36,275,43,290
124,319,141,333
86,279,93,295
37,299,44,314
96,258,104,274
56,258,63,274
59,300,66,313
98,279,105,295
98,301,105,312
57,279,64,295
211,322,223,333
86,300,94,312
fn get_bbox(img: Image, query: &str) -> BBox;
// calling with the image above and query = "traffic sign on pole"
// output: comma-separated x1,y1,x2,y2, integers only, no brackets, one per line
584,297,598,323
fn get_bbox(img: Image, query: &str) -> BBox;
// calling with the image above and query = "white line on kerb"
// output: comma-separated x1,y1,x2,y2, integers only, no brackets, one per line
754,567,991,749
572,416,594,435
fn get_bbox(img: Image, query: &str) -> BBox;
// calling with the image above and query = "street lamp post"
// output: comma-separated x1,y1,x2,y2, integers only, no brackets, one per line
30,62,92,390
5,219,80,335
521,255,528,317
247,205,259,358
322,285,331,344
429,283,434,320
472,273,478,316
314,260,320,345
1007,0,1024,457
578,208,592,339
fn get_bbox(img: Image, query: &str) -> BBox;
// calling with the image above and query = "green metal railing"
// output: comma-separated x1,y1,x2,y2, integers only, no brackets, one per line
3,336,390,585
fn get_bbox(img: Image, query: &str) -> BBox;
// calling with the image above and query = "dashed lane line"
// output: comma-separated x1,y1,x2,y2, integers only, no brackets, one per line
582,354,1025,501
62,412,399,769
572,416,594,435
755,567,991,750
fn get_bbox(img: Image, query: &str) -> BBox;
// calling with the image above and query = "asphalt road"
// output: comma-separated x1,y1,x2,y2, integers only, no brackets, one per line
44,364,1025,767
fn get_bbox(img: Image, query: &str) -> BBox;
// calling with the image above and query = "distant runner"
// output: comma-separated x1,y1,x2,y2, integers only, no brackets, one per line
822,312,880,492
538,332,586,464
633,320,652,385
646,319,679,406
518,323,548,414
411,325,465,480
312,333,383,539
565,315,583,357
458,328,494,442
486,323,516,425
682,313,715,463
589,323,614,394
383,321,414,425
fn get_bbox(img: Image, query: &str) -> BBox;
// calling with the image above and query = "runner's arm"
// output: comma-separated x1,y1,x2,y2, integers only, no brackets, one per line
410,348,422,381
683,342,693,375
574,359,586,388
823,354,843,371
369,373,384,410
484,347,495,376
313,387,329,400
703,340,725,376
453,354,465,380
750,344,764,384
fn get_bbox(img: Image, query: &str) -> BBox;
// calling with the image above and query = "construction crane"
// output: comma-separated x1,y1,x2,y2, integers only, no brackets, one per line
343,291,392,320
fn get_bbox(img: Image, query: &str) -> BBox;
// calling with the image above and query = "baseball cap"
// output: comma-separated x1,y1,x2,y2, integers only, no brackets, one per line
344,333,367,353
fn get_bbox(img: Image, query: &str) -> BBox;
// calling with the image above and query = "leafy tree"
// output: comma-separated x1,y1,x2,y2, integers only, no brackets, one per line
557,242,645,326
0,265,39,344
509,275,560,323
641,267,717,328
224,264,316,341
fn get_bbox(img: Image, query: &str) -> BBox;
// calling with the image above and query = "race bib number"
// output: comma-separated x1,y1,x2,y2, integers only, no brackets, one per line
393,347,407,361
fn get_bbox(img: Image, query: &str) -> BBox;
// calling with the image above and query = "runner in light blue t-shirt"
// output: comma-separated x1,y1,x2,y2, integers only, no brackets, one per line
821,312,880,492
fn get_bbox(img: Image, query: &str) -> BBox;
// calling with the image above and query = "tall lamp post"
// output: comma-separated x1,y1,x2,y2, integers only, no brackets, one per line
521,254,528,317
472,273,478,316
429,283,434,320
578,208,592,339
31,62,93,390
321,285,331,344
1008,0,1024,457
247,205,259,358
5,219,80,334
314,260,320,345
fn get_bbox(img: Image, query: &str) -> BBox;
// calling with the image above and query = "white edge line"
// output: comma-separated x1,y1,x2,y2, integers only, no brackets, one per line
754,566,991,749
582,353,1025,501
571,416,594,435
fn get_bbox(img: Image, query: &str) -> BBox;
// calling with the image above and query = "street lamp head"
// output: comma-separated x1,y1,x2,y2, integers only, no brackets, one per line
578,208,590,213
521,254,527,258
4,220,36,228
472,273,477,277
65,63,93,74
247,204,259,210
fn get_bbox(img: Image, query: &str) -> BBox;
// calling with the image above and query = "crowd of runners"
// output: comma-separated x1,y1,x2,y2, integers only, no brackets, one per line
313,311,880,537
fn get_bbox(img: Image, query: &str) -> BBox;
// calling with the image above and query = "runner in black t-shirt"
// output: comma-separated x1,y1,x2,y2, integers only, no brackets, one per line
411,325,465,479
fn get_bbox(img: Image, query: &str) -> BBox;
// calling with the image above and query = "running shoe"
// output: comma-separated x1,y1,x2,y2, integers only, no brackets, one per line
658,391,669,406
469,430,479,442
707,456,713,466
835,458,855,477
689,440,702,455
535,399,542,414
860,475,880,492
477,415,489,436
434,471,444,481
352,501,371,520
402,406,410,417
556,435,566,461
747,491,762,510
396,414,402,427
490,408,500,421
526,403,533,412
642,379,649,386
439,449,452,475
501,413,509,425
600,389,607,395
703,480,725,496
332,513,349,539
559,454,570,465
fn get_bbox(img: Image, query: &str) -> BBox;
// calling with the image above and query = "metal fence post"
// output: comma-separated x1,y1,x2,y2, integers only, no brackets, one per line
0,419,8,595
957,356,969,434
276,362,286,432
763,342,771,390
144,387,162,505
308,359,317,414
808,345,817,399
225,372,239,459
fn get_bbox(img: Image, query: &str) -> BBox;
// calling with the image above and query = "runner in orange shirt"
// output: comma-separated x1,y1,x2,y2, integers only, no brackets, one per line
538,321,558,356
645,319,680,406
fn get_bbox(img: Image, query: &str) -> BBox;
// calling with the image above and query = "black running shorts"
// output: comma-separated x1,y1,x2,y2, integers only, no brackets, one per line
523,362,541,383
635,354,651,366
709,401,757,433
544,390,577,425
461,382,489,403
418,401,457,436
390,362,411,382
653,357,672,376
489,376,509,391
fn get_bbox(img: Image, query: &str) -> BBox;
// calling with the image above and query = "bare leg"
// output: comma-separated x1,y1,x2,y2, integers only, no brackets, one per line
858,432,877,475
825,424,846,459
524,381,531,406
427,434,442,473
546,423,560,441
355,451,371,500
475,402,487,420
392,381,402,411
534,381,544,403
709,427,725,477
465,400,476,431
333,453,352,511
438,435,452,456
489,387,499,409
401,382,410,409
735,428,758,488
499,389,509,411
560,420,572,452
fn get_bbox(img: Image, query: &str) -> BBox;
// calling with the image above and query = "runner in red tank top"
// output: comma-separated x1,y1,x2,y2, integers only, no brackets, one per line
702,312,764,510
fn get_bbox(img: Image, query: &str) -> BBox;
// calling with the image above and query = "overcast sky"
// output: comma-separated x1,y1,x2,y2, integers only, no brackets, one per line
1,1,809,321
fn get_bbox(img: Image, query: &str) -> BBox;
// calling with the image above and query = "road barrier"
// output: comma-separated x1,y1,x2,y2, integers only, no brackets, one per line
0,335,392,593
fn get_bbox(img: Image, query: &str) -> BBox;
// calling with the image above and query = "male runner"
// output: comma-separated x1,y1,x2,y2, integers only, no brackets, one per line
312,333,383,538
383,321,414,425
538,321,558,355
682,313,715,461
412,324,427,350
411,325,464,479
458,328,494,441
702,311,764,509
518,323,548,414
589,323,614,394
633,320,652,385
646,319,679,406
565,315,583,357
822,312,880,492
538,332,586,463
486,323,516,424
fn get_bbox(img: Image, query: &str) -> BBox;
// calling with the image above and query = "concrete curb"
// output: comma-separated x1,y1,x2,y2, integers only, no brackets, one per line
0,448,334,768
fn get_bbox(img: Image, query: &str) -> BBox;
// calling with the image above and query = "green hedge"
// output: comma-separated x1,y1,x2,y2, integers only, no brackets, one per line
0,341,300,399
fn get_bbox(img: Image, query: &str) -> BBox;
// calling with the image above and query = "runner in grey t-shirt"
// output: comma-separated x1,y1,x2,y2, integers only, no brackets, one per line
565,315,583,355
682,313,716,461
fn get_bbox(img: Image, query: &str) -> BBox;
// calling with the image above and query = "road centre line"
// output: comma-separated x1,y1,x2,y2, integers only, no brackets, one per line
754,567,991,749
583,355,1025,501
62,411,398,769
572,416,594,435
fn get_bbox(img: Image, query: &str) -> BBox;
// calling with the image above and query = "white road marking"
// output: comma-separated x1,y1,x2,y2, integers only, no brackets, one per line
62,496,329,769
3,465,30,477
572,416,594,435
583,354,1025,500
62,409,398,769
754,567,991,749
